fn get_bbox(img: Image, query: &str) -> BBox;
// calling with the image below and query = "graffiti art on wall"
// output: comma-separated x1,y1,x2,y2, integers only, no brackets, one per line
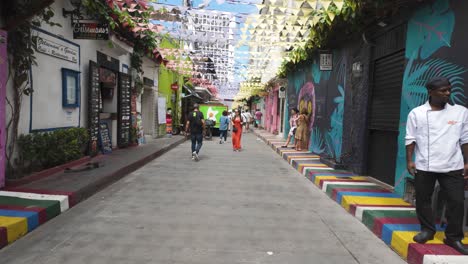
394,0,467,194
286,51,346,160
0,30,6,188
297,82,316,130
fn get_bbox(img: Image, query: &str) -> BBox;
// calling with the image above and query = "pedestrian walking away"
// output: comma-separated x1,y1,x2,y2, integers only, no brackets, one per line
405,77,468,255
219,110,230,144
186,103,205,161
241,110,252,133
254,108,263,128
231,109,244,151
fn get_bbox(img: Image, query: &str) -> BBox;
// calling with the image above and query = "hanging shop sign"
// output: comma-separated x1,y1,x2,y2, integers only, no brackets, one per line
171,82,179,91
73,21,109,40
0,30,7,188
34,34,78,64
320,52,333,71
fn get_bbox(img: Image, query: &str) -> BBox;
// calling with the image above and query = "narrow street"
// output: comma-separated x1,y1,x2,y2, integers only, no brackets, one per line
0,133,404,264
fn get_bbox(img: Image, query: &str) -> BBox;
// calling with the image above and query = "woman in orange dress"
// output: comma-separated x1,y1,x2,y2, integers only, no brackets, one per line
231,109,243,151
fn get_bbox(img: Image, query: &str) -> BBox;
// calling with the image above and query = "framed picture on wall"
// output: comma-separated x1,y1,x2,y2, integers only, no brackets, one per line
61,68,80,108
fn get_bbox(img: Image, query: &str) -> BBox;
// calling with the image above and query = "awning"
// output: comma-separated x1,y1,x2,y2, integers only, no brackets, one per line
182,85,202,100
195,86,213,98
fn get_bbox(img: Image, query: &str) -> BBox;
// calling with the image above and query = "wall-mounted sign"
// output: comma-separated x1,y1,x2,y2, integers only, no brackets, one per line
73,21,109,40
320,53,333,71
35,35,78,63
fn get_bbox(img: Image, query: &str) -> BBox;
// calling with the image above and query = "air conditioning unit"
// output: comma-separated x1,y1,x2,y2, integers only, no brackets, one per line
278,86,286,98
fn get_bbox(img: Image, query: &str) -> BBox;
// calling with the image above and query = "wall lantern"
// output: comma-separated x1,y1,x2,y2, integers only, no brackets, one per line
352,61,363,78
63,0,83,21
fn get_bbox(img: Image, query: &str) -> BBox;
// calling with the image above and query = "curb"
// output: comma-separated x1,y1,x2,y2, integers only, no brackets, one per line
5,156,92,188
71,137,186,204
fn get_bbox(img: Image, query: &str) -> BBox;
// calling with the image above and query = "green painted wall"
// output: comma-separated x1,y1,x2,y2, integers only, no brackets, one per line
158,37,191,136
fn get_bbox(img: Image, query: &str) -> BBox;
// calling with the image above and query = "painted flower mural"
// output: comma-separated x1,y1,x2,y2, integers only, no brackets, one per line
297,82,316,130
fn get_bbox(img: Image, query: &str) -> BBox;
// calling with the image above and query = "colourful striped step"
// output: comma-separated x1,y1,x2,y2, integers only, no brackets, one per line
373,217,420,237
316,178,368,189
0,209,38,232
391,231,468,258
341,196,411,211
309,172,357,182
408,244,462,264
322,181,378,192
0,227,6,248
0,205,47,225
361,209,417,226
0,191,69,212
331,188,390,200
0,216,28,244
325,184,383,196
0,196,61,220
5,188,77,207
422,255,468,264
335,191,401,204
313,176,367,186
349,204,415,216
286,156,320,164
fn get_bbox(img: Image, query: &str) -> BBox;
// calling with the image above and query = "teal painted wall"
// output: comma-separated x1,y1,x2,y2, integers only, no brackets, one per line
394,0,468,194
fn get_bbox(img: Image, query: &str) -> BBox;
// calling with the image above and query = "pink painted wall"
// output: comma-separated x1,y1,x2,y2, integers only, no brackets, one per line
265,87,279,133
0,30,6,188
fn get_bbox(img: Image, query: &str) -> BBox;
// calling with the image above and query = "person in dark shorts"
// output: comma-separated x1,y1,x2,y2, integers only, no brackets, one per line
185,103,205,161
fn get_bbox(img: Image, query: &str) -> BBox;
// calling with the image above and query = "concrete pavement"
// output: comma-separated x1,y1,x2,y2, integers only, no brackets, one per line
0,133,405,264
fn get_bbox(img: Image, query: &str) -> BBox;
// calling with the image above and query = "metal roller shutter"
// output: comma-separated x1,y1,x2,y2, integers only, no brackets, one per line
368,50,405,131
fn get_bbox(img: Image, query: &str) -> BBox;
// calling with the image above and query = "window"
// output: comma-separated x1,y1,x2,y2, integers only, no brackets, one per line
61,68,80,108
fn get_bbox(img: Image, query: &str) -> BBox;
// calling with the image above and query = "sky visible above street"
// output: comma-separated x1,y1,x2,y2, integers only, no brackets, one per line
153,0,262,97
157,0,260,14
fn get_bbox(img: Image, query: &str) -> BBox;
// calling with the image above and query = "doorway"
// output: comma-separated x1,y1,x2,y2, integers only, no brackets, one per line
366,24,406,186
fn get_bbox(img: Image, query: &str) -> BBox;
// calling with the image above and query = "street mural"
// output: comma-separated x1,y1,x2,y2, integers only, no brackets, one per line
0,30,6,188
394,0,468,194
286,51,346,162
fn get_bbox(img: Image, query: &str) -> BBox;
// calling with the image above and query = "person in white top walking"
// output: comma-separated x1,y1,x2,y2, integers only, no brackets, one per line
406,77,468,254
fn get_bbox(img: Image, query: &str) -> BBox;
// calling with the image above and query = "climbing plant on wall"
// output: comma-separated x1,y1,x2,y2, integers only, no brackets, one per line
5,2,59,176
82,0,165,95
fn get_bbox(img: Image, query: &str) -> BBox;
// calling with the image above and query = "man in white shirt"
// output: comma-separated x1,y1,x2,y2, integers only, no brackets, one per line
406,77,468,254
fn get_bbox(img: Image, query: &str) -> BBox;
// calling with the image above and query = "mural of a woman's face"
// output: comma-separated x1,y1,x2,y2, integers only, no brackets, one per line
297,82,316,130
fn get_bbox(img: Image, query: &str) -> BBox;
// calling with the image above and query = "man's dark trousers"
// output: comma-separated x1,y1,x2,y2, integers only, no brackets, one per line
191,133,203,154
415,170,465,241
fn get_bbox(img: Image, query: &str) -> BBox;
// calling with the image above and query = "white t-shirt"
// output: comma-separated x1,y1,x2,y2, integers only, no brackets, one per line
405,101,468,172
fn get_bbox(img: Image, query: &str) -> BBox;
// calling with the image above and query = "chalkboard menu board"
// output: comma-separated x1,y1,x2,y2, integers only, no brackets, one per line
118,73,131,147
88,61,101,156
98,121,112,154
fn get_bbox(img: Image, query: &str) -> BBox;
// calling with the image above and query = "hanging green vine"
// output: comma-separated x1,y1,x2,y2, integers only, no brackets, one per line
82,0,165,95
277,0,417,78
5,3,60,176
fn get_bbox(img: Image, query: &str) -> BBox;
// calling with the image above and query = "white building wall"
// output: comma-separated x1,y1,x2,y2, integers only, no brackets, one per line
14,0,133,138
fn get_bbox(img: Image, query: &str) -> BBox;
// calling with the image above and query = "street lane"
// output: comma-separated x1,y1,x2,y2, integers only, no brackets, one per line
0,133,405,264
